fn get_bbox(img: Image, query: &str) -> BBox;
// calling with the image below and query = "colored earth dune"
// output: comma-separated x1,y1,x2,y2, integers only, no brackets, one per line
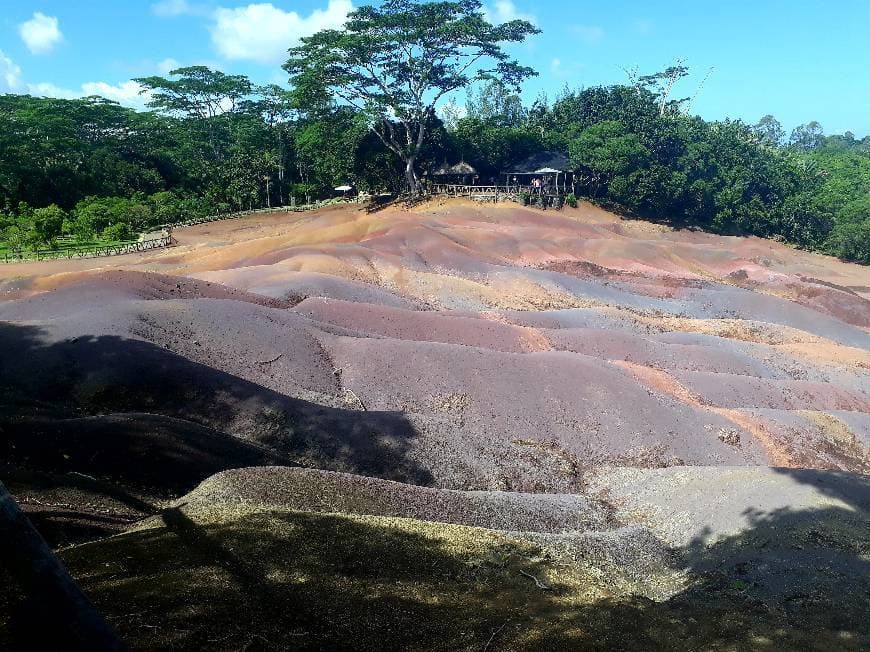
1,200,869,650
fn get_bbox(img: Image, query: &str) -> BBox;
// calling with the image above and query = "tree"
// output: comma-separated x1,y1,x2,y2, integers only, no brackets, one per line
625,60,691,115
437,99,464,132
294,107,368,192
776,192,834,248
569,121,648,196
789,121,824,151
136,66,252,122
136,66,253,161
3,225,26,255
828,219,870,264
244,85,297,205
754,115,785,146
450,117,540,177
28,205,65,249
465,80,526,128
284,0,539,195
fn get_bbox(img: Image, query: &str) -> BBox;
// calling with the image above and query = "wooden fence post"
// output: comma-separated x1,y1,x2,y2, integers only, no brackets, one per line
0,481,125,649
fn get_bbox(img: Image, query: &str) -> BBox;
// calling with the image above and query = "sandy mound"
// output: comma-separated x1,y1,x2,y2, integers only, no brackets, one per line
1,200,869,649
162,466,615,533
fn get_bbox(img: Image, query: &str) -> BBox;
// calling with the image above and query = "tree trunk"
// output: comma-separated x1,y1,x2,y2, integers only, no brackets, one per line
404,156,419,197
277,138,285,206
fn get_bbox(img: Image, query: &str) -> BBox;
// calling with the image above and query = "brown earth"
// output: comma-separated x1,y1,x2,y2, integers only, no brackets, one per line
1,200,868,649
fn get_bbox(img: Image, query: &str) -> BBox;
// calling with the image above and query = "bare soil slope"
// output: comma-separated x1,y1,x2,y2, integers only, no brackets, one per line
1,200,868,649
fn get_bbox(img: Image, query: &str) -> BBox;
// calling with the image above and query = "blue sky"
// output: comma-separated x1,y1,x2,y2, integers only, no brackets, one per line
1,0,868,137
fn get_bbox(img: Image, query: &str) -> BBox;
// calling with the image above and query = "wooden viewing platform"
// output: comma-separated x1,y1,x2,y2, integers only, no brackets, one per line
430,183,566,208
433,183,517,198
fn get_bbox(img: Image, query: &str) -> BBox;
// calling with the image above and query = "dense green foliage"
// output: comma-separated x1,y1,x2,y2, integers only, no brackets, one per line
0,1,867,262
443,82,870,263
284,0,538,194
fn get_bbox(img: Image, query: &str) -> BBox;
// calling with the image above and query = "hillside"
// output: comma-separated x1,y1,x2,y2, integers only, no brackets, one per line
1,200,869,649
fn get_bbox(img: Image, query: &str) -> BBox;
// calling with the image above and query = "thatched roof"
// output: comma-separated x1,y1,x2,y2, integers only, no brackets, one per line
507,151,571,174
433,161,477,176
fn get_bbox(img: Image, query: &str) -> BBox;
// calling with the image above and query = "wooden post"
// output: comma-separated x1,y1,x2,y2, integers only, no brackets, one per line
0,482,125,649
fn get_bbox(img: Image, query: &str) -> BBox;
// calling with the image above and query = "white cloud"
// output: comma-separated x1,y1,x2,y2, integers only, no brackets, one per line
210,1,353,64
1,43,149,109
151,0,194,17
485,1,535,25
156,57,181,74
572,24,604,44
26,82,77,99
18,12,63,55
26,79,151,110
549,57,584,79
113,56,220,77
82,81,151,107
0,50,23,92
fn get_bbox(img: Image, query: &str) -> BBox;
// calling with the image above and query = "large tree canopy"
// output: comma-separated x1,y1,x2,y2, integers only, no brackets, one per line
1,41,869,264
135,66,253,121
283,0,539,193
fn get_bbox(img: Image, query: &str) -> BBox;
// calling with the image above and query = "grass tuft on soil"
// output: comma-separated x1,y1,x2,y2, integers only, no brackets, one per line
25,505,866,651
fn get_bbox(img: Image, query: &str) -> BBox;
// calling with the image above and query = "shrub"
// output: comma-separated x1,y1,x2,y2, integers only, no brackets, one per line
827,221,870,264
28,204,66,248
64,215,95,243
101,222,132,242
3,225,25,253
565,193,578,208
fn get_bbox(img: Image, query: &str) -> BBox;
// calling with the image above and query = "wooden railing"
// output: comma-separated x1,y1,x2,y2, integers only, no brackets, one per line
160,200,330,231
430,184,566,208
432,184,524,198
3,235,173,263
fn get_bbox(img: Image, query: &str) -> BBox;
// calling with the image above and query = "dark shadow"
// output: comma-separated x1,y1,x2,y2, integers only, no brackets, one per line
667,467,870,650
2,320,868,649
364,193,397,213
58,508,573,651
21,467,863,651
0,321,431,496
0,461,162,549
0,318,429,637
48,479,870,651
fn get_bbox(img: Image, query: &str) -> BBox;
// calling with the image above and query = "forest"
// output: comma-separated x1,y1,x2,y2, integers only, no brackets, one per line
1,66,868,262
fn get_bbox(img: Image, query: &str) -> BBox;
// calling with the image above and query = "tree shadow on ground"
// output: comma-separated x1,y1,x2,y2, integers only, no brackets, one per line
27,465,867,651
0,318,431,646
2,321,868,650
672,467,870,650
0,320,431,483
0,319,430,548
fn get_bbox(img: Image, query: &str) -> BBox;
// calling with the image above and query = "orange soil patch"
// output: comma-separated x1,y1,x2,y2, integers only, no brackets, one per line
612,360,794,466
710,408,794,467
776,341,870,371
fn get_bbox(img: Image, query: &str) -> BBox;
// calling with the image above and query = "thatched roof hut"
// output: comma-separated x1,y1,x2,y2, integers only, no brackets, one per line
433,161,478,177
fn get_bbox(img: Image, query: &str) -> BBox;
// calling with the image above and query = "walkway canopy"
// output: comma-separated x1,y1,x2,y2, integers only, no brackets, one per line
504,151,573,192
